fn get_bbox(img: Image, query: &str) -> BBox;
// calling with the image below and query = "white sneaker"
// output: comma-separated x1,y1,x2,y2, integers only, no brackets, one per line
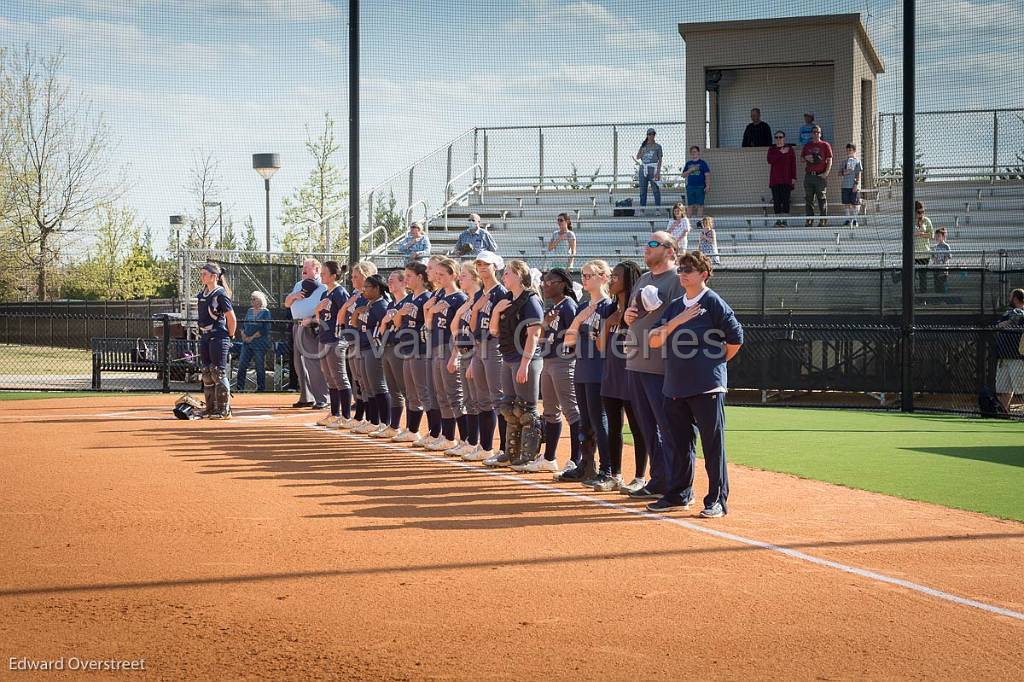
412,434,435,448
354,421,378,434
371,426,398,439
428,438,457,452
316,414,336,426
483,450,509,467
618,477,647,494
459,445,484,461
444,440,467,456
451,442,477,457
393,430,419,443
518,457,559,473
327,416,351,429
553,459,577,480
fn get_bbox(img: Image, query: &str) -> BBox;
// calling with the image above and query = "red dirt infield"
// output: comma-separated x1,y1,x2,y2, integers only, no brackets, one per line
1,394,1022,680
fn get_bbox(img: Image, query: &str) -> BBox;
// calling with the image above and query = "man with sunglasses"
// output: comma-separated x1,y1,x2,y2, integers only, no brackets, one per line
801,124,832,227
621,232,692,500
647,250,743,517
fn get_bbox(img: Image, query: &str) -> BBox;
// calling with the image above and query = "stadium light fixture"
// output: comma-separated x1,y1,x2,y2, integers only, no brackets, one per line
203,201,223,247
252,153,281,253
169,215,185,252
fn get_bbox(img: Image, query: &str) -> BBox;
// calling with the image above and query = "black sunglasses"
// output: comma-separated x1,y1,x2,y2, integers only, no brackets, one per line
676,266,702,275
775,135,785,139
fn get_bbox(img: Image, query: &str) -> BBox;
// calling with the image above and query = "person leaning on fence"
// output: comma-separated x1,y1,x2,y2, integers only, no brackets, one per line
634,128,663,208
930,228,952,294
914,201,934,293
995,288,1024,414
766,130,796,226
284,258,329,409
802,124,832,227
547,213,577,270
196,262,237,419
647,249,744,518
396,222,431,260
235,291,271,393
452,213,498,257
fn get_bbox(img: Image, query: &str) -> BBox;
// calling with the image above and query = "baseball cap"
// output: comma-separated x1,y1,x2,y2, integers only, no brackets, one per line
647,127,656,135
639,285,663,312
474,250,504,270
299,278,319,298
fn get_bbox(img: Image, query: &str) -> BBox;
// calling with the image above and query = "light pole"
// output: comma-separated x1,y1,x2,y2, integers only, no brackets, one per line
252,153,281,253
170,215,185,315
203,201,223,247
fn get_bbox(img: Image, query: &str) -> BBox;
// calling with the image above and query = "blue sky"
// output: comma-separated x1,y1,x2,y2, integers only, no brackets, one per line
1,0,1021,253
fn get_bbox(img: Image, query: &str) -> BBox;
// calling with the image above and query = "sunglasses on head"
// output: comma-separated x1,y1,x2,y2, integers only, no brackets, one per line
647,240,671,249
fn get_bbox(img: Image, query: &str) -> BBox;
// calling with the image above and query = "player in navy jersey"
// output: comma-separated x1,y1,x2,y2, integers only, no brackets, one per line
351,274,392,435
471,251,509,465
445,262,483,457
372,269,411,440
393,260,436,445
196,262,237,419
423,256,469,452
310,261,351,427
335,261,378,430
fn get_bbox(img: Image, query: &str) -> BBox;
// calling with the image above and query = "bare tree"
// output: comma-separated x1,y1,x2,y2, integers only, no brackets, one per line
186,149,224,249
0,46,124,300
280,111,348,253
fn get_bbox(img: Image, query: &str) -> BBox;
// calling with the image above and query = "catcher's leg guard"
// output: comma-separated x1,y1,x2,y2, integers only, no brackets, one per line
518,403,543,465
211,367,231,419
201,368,217,417
504,402,523,463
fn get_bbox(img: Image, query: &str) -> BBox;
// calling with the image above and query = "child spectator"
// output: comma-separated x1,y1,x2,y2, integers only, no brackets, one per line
683,146,711,220
667,202,691,249
930,227,952,293
840,143,863,227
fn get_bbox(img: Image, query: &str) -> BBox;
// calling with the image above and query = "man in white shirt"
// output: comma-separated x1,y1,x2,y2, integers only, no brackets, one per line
284,258,329,408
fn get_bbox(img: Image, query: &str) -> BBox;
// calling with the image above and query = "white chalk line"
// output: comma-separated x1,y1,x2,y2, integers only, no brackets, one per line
305,423,1024,624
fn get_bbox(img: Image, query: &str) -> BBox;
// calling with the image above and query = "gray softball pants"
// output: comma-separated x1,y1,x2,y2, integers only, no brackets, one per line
361,343,388,397
408,354,435,412
431,342,464,419
456,349,482,415
499,354,542,412
541,354,580,425
382,343,406,413
474,337,504,413
347,343,366,401
318,341,350,391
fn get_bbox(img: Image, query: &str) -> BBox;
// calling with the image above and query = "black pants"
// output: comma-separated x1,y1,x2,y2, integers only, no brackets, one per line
915,258,929,293
770,184,792,214
664,392,729,513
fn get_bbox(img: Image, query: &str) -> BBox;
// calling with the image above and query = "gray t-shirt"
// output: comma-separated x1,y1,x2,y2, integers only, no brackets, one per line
638,143,663,166
840,157,863,189
624,268,683,375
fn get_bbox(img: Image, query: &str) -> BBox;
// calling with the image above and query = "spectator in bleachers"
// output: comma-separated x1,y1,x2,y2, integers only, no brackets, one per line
667,202,691,249
930,227,952,294
767,130,796,226
914,201,933,293
840,143,863,227
742,108,773,147
683,146,711,220
235,291,271,392
697,217,720,265
995,288,1024,413
634,128,663,207
802,125,832,227
547,213,577,269
396,222,431,259
452,213,498,257
799,112,822,145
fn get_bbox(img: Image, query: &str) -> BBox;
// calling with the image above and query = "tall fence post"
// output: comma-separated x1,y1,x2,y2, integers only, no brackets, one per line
472,128,479,180
900,0,916,413
612,126,619,189
538,127,544,185
160,313,171,393
992,111,999,179
890,115,897,174
407,167,414,212
445,144,453,204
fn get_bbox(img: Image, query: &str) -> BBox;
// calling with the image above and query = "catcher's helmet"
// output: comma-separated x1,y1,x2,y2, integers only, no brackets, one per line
173,393,205,420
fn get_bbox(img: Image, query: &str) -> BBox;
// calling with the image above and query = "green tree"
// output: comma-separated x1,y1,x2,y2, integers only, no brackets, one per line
280,111,348,253
373,189,404,249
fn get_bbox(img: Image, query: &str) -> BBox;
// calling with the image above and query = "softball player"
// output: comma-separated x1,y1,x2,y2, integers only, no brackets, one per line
393,261,436,445
469,251,507,463
352,274,391,435
516,267,579,473
372,269,410,439
489,259,544,469
196,262,237,419
424,257,468,451
311,261,351,427
335,261,378,430
445,262,482,457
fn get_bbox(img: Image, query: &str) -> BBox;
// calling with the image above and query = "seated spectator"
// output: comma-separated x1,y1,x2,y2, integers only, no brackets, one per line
799,112,823,145
235,290,272,392
452,213,498,257
930,227,952,293
547,212,577,269
742,108,772,147
683,146,711,219
396,222,431,259
667,202,691,249
840,143,863,227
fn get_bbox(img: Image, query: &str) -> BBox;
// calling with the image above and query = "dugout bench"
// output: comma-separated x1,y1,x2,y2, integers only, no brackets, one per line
90,337,201,390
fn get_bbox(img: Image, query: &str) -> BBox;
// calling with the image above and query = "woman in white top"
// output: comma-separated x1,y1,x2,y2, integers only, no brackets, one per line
666,202,691,251
698,216,720,265
547,213,577,270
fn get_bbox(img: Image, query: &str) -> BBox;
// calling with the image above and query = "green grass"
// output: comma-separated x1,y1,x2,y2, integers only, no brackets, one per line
621,406,1024,520
0,391,118,400
0,344,92,375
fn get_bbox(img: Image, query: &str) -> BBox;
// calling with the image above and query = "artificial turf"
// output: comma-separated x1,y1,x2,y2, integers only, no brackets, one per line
723,406,1024,522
